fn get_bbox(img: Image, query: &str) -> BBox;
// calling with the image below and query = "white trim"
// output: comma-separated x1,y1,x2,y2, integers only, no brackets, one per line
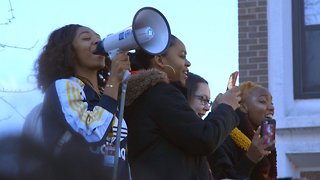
268,0,320,178
268,0,320,129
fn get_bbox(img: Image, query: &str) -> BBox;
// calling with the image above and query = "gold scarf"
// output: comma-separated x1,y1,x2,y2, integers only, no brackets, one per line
229,127,251,151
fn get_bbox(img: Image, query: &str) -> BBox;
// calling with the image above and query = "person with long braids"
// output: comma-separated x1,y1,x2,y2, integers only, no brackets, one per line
208,81,277,180
123,35,241,180
34,24,131,180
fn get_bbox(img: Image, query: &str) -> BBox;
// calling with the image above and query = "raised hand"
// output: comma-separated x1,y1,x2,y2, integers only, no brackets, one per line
246,126,274,163
212,86,241,111
103,52,131,100
108,51,131,85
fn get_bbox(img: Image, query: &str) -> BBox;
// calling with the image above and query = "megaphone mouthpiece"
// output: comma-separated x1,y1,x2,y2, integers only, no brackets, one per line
93,41,108,56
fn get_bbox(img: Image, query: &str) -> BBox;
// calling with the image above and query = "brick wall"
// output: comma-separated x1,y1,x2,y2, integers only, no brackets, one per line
238,0,268,88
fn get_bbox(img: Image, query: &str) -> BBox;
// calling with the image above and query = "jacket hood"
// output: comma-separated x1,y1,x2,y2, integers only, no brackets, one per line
125,68,169,106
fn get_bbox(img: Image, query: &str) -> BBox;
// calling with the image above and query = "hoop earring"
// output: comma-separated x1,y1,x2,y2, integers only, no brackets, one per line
163,64,176,78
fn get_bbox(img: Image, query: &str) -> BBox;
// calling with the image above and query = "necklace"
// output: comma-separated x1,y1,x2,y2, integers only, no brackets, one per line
76,75,101,96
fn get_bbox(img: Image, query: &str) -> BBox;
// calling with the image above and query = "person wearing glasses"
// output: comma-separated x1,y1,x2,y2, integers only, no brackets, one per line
124,35,241,180
186,72,213,119
185,72,215,179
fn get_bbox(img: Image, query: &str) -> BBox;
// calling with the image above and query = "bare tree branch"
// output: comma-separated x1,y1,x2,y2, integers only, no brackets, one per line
1,0,39,50
0,114,12,122
0,87,37,93
0,0,15,25
0,96,25,120
0,40,39,50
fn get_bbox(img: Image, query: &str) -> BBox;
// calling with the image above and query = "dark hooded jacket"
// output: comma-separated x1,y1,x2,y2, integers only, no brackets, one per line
124,69,240,180
207,109,277,180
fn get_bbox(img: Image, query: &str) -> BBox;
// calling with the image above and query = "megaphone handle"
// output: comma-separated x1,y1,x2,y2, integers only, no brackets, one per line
108,49,121,60
122,70,131,83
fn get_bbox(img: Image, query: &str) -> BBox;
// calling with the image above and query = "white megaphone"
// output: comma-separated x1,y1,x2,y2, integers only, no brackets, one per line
94,7,171,81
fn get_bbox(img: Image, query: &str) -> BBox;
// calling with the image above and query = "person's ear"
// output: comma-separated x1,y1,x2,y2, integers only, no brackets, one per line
154,56,165,68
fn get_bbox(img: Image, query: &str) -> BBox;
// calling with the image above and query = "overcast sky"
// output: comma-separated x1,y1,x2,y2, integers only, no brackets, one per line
0,0,238,135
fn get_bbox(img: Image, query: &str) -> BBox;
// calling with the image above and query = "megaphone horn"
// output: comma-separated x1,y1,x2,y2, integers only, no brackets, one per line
94,7,171,59
133,7,171,55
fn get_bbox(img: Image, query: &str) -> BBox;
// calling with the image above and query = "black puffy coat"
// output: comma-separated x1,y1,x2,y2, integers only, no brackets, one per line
124,69,239,180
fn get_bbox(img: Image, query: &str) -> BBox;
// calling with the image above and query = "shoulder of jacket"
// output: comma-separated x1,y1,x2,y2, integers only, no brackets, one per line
125,69,169,106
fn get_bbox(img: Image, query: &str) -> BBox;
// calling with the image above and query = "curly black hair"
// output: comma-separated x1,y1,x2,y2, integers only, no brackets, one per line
34,24,109,92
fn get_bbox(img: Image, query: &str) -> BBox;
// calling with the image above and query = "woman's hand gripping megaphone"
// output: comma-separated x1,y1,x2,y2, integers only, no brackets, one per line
107,51,131,84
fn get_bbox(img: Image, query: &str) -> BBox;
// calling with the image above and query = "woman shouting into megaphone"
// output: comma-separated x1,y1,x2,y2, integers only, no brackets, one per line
35,24,131,180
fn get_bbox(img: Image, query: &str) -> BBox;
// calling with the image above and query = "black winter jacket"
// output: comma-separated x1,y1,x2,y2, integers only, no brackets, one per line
124,69,239,180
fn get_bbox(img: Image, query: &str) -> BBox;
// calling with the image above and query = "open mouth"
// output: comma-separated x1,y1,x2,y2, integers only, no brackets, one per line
184,70,189,78
265,113,274,119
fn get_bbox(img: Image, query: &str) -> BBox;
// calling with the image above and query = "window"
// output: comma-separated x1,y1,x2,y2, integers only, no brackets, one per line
292,0,320,99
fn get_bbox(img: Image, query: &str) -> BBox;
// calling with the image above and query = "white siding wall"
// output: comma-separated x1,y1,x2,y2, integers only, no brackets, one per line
268,0,320,178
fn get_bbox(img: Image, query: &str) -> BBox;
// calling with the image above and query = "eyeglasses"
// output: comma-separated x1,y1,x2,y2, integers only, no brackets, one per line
194,95,213,107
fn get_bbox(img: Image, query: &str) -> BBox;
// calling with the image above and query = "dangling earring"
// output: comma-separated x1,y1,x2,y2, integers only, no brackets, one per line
163,64,176,79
